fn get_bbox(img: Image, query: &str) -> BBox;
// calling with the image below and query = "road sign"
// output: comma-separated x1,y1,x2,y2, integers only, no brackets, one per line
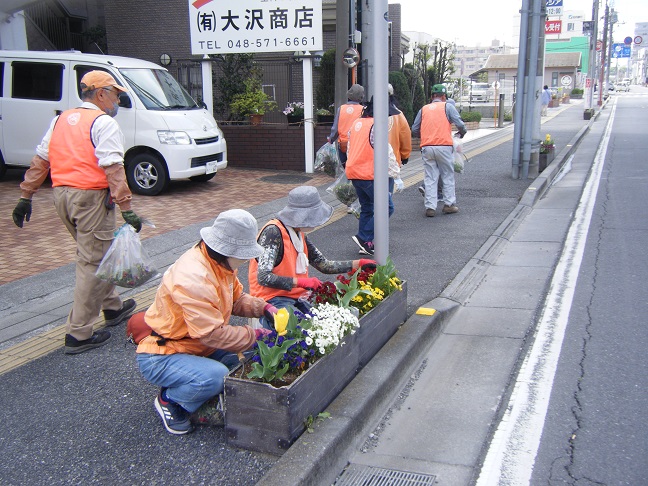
188,0,323,55
635,36,644,46
624,36,633,45
596,40,603,51
612,43,631,59
492,81,500,90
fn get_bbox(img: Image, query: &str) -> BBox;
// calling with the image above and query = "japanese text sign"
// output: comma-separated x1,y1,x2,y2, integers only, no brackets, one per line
188,0,323,55
545,20,562,35
611,43,631,58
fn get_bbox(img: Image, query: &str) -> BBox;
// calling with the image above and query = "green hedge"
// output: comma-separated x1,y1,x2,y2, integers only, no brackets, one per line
571,87,584,95
460,111,482,122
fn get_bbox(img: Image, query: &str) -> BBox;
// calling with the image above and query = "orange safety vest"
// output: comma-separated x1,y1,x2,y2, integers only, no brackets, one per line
248,219,309,301
420,102,453,148
337,104,364,152
48,108,109,189
345,118,374,181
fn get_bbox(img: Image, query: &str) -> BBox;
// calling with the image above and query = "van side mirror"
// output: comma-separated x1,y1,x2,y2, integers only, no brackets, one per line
199,100,207,110
118,93,132,108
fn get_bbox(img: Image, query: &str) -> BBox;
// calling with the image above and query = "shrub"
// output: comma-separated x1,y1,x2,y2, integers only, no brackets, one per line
389,71,413,124
460,111,482,123
571,87,584,95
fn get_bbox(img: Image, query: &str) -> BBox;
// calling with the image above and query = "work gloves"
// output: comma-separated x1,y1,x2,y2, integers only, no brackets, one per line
456,129,467,139
263,303,279,323
401,158,409,165
12,198,32,228
296,277,323,290
358,259,377,271
122,210,142,232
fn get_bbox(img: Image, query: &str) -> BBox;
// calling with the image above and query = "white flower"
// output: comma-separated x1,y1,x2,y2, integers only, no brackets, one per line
305,337,313,346
303,302,360,357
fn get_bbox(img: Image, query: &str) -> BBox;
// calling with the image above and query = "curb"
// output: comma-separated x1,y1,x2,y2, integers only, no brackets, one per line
256,297,460,486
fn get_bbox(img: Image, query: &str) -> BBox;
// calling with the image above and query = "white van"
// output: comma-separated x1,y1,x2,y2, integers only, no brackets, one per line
0,50,227,195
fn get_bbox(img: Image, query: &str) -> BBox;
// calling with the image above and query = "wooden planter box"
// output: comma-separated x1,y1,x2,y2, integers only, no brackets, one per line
549,99,560,108
562,96,570,104
223,281,408,455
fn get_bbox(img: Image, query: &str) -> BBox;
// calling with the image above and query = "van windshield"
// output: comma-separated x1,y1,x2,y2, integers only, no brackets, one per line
119,68,199,110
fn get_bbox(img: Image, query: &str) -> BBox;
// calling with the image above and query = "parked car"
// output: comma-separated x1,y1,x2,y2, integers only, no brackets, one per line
0,50,228,195
616,81,630,92
469,82,493,102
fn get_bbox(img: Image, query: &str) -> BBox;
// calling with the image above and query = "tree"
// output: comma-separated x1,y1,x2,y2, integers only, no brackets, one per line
412,40,456,100
401,64,426,125
389,71,413,124
211,54,258,120
315,49,336,110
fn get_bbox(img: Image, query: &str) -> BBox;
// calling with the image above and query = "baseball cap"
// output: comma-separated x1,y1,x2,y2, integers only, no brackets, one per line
80,71,128,93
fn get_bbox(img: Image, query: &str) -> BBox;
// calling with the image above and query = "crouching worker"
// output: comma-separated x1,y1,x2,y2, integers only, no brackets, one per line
249,186,375,328
132,209,276,435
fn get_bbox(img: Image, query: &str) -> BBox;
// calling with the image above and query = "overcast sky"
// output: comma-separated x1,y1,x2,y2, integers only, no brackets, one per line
398,0,648,47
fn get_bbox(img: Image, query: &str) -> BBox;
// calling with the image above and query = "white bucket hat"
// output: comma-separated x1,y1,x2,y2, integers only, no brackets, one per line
277,186,333,228
200,209,264,259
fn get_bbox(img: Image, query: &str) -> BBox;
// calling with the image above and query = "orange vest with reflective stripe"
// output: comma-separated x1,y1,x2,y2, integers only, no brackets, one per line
337,104,364,152
420,102,453,147
248,219,309,301
345,118,374,180
49,108,109,189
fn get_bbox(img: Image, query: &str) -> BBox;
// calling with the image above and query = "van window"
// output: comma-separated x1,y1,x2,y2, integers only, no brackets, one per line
120,68,199,110
0,62,4,96
12,62,64,101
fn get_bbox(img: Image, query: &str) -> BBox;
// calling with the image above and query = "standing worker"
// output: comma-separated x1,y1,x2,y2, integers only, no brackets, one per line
411,84,466,218
541,85,551,116
387,83,412,192
328,84,365,166
11,71,142,354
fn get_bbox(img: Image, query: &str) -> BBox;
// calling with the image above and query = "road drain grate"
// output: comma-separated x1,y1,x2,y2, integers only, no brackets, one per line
334,464,437,486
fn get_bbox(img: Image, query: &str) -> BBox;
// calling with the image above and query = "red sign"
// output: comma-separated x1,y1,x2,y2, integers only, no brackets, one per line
586,78,592,88
545,20,562,35
596,40,603,51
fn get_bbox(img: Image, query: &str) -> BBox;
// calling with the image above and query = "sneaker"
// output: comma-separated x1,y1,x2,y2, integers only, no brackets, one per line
442,204,459,214
418,186,425,197
190,394,225,426
352,235,374,255
103,299,137,327
155,392,194,435
425,208,436,218
64,330,111,355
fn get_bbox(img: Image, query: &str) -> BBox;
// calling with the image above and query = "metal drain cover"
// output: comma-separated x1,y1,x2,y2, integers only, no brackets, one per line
335,464,437,486
260,174,313,184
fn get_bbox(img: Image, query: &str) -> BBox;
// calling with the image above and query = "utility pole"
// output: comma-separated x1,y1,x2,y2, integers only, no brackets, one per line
584,0,599,113
598,1,609,106
335,0,351,108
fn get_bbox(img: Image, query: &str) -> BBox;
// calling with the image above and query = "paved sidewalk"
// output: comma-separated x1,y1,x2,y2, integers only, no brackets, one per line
0,99,592,485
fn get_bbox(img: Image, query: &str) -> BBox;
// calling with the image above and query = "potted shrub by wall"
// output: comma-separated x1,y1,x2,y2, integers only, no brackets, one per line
230,78,277,125
283,101,305,125
316,107,334,124
539,133,555,172
460,110,481,130
570,87,584,99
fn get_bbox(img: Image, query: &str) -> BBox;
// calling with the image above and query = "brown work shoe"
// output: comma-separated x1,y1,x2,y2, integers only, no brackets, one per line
442,204,459,214
425,208,436,217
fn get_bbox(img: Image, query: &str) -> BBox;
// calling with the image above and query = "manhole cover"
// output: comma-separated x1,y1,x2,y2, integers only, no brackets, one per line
260,174,313,184
335,464,437,485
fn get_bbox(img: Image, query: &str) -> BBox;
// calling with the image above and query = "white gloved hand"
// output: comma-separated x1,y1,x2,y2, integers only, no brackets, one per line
394,178,404,193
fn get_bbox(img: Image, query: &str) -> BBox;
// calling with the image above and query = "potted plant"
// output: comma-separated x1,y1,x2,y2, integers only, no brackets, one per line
570,87,584,99
230,78,277,125
223,260,407,455
539,133,555,172
283,101,305,125
316,107,334,124
583,108,595,120
459,110,481,130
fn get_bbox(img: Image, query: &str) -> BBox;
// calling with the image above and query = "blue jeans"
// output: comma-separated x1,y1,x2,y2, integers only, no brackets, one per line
351,179,394,243
136,349,242,413
259,295,313,329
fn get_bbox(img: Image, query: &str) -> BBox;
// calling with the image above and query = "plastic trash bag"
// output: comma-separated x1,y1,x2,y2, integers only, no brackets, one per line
453,138,467,174
327,172,358,206
315,142,342,177
96,224,158,288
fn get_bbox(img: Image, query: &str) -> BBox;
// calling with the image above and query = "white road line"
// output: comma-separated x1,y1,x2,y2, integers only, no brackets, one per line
475,100,618,485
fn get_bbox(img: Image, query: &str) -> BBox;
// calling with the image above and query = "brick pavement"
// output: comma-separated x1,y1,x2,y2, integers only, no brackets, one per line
0,168,331,286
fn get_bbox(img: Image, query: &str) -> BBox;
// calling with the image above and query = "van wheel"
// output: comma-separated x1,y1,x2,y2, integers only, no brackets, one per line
0,159,6,180
189,173,216,182
126,153,168,196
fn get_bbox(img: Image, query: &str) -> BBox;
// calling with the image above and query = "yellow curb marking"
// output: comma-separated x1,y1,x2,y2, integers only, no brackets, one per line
416,307,437,316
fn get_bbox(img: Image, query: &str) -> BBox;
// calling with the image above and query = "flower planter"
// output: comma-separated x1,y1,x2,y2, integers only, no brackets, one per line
223,281,408,455
286,115,304,125
249,114,263,126
317,114,334,124
539,148,555,172
549,99,560,108
562,96,570,104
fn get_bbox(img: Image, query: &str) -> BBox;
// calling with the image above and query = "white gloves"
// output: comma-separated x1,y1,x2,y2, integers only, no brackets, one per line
393,178,404,193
